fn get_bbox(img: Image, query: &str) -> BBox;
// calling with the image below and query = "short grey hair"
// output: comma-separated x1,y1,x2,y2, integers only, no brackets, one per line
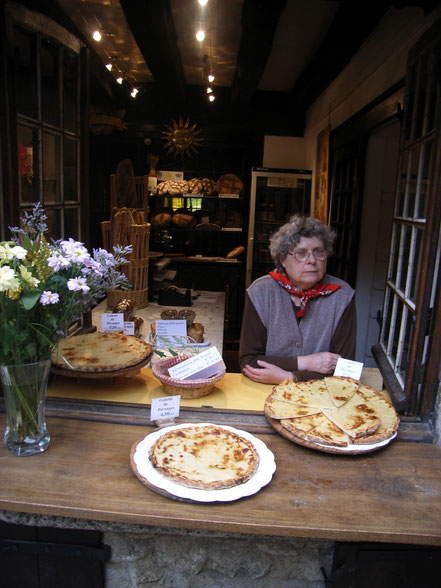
269,214,336,268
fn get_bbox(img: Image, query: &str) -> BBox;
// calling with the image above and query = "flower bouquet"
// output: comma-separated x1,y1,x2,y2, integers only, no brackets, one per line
0,203,132,455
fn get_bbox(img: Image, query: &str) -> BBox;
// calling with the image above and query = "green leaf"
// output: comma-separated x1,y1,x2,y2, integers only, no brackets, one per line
20,292,41,310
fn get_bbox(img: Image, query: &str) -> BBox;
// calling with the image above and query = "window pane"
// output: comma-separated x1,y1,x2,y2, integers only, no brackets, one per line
409,227,424,302
45,208,61,241
17,125,39,204
41,38,60,127
414,52,428,140
43,132,61,203
397,308,413,384
426,52,439,134
63,137,78,202
390,299,404,368
407,146,420,218
63,49,78,133
64,207,79,241
417,139,433,219
13,26,38,119
398,224,411,292
389,222,401,287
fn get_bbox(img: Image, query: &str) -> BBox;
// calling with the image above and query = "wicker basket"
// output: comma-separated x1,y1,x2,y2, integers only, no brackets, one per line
107,287,149,309
152,355,225,399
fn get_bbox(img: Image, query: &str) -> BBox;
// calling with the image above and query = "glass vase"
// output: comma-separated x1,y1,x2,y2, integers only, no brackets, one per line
0,359,51,456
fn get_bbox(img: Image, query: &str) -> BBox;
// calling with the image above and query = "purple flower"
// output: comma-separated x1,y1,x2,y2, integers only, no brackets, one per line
67,277,90,293
40,291,59,305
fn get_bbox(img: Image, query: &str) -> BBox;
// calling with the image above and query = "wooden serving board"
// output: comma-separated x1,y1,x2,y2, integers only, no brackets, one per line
51,352,153,380
265,411,395,455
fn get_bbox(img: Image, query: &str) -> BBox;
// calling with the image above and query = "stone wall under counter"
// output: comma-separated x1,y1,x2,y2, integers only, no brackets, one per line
0,510,334,587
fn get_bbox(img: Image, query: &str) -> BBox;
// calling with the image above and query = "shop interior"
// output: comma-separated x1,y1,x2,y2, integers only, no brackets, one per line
2,1,441,586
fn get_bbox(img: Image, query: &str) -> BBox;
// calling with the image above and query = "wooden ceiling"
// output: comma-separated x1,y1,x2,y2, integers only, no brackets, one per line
51,0,439,135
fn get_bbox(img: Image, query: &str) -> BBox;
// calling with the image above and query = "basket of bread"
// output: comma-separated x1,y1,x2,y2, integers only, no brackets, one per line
152,354,225,399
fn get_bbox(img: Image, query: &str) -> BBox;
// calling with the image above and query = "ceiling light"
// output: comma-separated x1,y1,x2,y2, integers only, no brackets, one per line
208,94,215,102
208,73,215,83
206,86,213,94
116,76,123,84
198,0,209,6
106,63,113,71
131,88,139,98
92,30,102,42
196,29,205,42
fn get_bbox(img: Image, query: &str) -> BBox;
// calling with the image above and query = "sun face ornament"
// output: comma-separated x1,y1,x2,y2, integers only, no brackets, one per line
162,117,204,159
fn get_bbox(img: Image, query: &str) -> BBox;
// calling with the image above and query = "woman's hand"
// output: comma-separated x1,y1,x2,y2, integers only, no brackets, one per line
297,352,340,374
242,360,292,384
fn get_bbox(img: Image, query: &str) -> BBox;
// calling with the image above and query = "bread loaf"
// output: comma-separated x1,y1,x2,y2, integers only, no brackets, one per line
188,178,202,194
226,245,245,259
151,212,172,228
172,211,196,228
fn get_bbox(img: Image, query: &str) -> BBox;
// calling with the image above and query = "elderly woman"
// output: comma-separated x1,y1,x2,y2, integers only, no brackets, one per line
239,215,356,384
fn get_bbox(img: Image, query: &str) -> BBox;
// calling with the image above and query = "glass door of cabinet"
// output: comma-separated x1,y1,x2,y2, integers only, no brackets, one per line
246,168,312,287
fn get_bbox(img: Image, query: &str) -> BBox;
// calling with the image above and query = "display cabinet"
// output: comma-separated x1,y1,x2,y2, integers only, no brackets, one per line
245,167,312,287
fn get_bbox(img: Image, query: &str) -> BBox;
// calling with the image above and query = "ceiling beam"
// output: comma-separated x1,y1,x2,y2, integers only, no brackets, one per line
119,0,186,102
231,0,287,106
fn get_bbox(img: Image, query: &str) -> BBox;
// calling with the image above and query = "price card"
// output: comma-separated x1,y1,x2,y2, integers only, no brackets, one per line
168,347,224,380
334,358,364,380
101,313,124,331
150,395,180,421
155,320,187,337
123,321,135,336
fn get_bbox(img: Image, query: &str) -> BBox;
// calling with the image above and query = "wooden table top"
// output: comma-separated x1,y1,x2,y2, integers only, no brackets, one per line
1,414,441,546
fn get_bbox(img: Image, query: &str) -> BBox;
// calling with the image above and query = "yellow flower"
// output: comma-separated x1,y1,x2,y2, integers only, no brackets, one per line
20,264,40,287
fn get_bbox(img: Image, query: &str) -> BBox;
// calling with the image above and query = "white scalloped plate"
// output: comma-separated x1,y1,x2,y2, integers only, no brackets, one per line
131,423,276,502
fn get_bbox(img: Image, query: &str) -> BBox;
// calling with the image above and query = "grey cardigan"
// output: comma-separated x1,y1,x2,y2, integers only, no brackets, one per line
247,274,354,358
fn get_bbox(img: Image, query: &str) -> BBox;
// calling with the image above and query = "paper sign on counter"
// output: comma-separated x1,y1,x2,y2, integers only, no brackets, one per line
101,313,124,331
334,358,363,380
150,395,180,421
168,347,224,380
155,319,187,337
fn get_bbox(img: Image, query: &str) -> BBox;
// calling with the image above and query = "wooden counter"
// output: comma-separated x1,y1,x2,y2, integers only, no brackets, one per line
1,414,441,545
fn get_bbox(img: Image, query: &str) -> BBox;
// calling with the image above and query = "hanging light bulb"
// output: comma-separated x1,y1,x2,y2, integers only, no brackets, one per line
131,88,139,98
116,76,123,84
196,29,205,42
106,63,113,71
206,86,213,94
92,30,102,41
208,73,215,83
209,94,215,102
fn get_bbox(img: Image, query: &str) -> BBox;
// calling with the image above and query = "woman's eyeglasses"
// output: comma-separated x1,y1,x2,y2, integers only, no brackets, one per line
287,248,328,262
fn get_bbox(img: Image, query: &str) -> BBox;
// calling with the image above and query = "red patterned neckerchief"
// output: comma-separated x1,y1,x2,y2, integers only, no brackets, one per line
269,268,341,318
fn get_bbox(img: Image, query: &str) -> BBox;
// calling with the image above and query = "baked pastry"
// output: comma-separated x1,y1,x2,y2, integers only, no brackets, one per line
200,178,216,195
156,181,170,195
226,245,245,259
160,308,178,320
188,178,202,194
178,309,196,325
148,425,260,490
151,212,172,228
172,210,196,228
112,298,135,321
187,322,204,343
215,174,243,195
52,331,152,372
265,377,399,448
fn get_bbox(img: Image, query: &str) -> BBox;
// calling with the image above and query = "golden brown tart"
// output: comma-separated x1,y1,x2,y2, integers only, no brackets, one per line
148,425,259,490
52,331,152,372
